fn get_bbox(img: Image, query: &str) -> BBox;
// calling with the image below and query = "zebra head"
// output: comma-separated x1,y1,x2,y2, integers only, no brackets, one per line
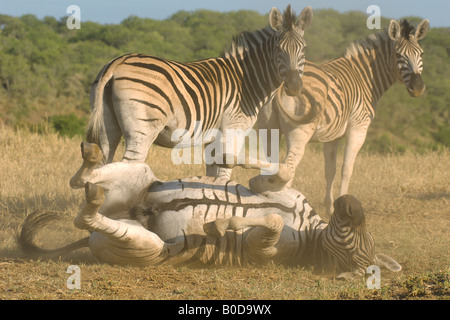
322,195,401,279
388,19,429,97
269,5,312,97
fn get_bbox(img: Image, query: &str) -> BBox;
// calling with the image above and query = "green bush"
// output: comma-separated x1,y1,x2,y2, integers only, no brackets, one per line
433,126,450,147
0,10,448,153
49,113,86,138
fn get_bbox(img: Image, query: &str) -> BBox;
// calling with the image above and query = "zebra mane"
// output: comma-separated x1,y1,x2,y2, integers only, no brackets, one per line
400,19,415,40
282,4,298,30
221,6,299,59
344,19,416,60
344,29,390,60
221,27,275,59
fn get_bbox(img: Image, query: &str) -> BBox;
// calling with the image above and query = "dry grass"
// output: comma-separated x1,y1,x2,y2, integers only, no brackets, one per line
0,124,448,300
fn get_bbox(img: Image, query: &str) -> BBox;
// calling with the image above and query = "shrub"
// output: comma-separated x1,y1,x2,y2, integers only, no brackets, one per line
49,113,86,138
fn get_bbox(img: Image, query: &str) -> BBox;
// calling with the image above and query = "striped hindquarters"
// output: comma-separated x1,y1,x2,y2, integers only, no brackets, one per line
110,54,241,138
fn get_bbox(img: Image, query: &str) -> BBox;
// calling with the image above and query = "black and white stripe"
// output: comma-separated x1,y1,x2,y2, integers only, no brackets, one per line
255,19,429,216
134,176,324,267
86,6,312,169
321,195,375,274
137,177,375,274
315,19,428,141
21,164,397,274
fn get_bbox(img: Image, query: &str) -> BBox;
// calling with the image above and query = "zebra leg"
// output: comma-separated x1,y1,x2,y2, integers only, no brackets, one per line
339,125,368,197
70,142,104,189
113,98,166,162
204,139,233,179
203,214,284,262
257,99,281,163
249,125,314,193
323,140,339,217
71,143,157,215
206,165,233,180
207,125,254,179
76,182,168,266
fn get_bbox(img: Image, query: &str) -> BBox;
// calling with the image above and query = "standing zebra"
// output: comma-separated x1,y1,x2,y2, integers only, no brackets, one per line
73,6,313,188
254,19,429,216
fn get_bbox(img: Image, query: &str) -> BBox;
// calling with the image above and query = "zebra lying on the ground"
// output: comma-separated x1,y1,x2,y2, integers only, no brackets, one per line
78,5,312,183
252,19,429,216
19,142,401,279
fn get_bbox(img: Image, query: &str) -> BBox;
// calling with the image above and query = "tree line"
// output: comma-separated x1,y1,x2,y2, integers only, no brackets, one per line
0,8,448,152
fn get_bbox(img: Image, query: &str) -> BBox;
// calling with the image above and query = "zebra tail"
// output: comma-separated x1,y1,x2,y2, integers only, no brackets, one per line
86,55,128,146
17,210,90,259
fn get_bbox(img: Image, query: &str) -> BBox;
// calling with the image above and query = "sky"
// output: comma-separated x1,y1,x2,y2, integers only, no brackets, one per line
0,0,449,27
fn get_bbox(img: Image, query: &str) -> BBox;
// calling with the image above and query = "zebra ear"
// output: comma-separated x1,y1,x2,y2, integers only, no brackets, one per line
415,19,429,40
269,7,283,32
388,20,401,41
296,6,313,31
333,195,365,226
375,253,402,272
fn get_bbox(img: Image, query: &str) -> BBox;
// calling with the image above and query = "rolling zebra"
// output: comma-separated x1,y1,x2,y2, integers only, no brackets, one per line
254,19,429,215
19,142,401,279
75,5,313,186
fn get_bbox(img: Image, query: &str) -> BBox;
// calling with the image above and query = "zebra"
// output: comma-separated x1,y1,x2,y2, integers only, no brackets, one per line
253,19,429,216
71,5,313,187
19,142,401,279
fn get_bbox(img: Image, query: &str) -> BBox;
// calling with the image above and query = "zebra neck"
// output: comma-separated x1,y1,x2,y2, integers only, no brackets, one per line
293,219,333,270
229,37,282,116
345,31,398,112
308,226,336,271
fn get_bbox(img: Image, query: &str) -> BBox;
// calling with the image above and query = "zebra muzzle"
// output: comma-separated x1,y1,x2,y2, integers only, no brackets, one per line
409,73,425,97
284,70,303,96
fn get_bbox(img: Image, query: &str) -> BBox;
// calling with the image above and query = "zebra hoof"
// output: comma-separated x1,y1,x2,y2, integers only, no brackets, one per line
85,182,105,206
81,142,103,164
70,143,102,189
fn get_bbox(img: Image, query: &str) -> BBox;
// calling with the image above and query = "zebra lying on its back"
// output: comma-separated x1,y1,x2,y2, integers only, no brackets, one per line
19,143,401,279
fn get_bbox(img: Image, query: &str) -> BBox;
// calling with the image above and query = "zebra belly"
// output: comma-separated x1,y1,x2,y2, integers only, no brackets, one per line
311,117,348,143
153,119,221,148
149,200,302,266
142,177,274,237
135,177,322,266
